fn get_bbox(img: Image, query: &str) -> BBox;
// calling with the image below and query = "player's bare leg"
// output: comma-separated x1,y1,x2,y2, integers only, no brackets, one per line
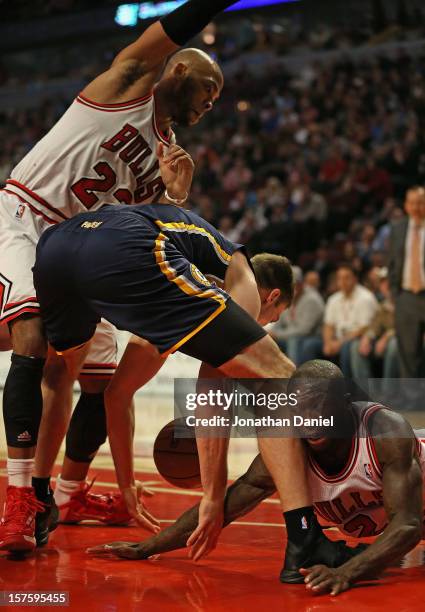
34,348,74,479
29,342,91,545
33,344,90,479
0,315,47,552
52,371,129,526
219,335,310,509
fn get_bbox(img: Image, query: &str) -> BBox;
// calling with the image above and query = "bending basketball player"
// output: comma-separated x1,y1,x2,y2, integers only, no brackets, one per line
32,201,364,582
0,0,239,552
92,360,424,595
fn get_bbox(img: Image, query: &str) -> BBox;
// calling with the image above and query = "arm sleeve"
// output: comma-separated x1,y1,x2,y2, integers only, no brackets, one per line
160,0,237,46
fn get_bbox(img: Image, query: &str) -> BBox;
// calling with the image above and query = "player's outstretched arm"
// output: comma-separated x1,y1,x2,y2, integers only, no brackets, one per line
105,337,167,532
83,1,237,103
88,455,276,559
302,410,423,596
113,1,237,68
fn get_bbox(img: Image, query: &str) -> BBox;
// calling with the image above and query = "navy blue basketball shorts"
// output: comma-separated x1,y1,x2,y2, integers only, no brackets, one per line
33,214,266,368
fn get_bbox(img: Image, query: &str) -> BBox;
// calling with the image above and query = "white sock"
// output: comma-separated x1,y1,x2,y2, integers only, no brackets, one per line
7,458,34,487
54,475,86,518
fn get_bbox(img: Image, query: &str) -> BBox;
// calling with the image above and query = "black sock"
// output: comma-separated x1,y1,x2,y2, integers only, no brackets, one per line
284,506,318,546
32,476,51,501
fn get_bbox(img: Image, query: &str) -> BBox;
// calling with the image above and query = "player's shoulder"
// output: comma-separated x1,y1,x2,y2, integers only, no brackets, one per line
366,405,412,438
80,59,152,108
364,404,416,466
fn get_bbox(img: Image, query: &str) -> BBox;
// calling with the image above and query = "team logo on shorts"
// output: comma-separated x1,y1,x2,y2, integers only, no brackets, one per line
190,264,211,287
15,204,26,219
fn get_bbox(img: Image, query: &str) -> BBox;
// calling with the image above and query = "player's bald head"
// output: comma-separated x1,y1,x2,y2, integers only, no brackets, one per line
288,360,348,420
292,360,344,381
165,48,224,91
158,48,222,127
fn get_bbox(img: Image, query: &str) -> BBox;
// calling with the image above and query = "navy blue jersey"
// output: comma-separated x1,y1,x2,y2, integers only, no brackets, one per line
34,203,256,357
56,203,244,283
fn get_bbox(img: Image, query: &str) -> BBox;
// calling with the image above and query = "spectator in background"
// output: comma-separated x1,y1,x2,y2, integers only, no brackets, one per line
292,183,327,224
222,157,253,192
263,176,287,209
318,144,347,194
218,215,239,242
304,270,321,292
351,268,399,382
311,243,334,287
322,264,378,375
356,223,376,268
388,187,425,377
269,266,324,364
372,204,404,253
292,183,327,251
364,266,383,298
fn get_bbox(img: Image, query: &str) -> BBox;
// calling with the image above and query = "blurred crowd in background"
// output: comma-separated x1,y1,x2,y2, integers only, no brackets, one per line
1,0,425,383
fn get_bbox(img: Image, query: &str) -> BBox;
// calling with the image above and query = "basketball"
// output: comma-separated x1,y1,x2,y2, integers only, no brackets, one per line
153,419,201,489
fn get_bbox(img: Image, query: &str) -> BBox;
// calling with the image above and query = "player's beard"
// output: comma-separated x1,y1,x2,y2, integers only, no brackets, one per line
171,76,200,127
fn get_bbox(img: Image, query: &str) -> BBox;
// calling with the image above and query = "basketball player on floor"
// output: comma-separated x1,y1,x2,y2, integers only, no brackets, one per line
92,360,424,595
32,204,365,580
0,0,239,552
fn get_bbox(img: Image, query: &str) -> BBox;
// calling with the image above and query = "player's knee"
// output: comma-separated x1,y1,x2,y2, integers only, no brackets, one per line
9,316,46,358
43,355,73,389
104,379,132,413
231,335,293,376
3,353,45,447
65,392,107,463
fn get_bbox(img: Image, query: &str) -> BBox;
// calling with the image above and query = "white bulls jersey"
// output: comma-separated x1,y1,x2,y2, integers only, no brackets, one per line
4,91,174,225
308,402,425,538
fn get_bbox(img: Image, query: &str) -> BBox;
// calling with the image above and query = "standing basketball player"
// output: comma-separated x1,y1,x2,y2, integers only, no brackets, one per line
0,0,238,553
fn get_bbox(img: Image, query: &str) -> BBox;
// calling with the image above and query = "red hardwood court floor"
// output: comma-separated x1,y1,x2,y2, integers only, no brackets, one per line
1,464,424,611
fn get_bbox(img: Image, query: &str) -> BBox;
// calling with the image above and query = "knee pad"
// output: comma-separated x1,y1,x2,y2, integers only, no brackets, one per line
3,353,45,448
65,392,106,463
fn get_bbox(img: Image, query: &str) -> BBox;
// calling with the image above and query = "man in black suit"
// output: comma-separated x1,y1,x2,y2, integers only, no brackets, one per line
388,187,425,377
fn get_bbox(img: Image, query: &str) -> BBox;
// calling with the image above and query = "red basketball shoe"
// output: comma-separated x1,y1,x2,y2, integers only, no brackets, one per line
0,486,45,552
58,480,132,526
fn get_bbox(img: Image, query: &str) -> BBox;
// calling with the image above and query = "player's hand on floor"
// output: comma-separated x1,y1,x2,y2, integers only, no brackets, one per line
121,481,160,534
86,542,156,560
300,565,351,596
186,497,224,561
157,142,194,203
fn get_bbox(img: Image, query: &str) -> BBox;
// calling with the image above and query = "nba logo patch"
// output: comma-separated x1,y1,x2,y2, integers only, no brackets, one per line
364,463,373,480
15,203,25,219
301,515,308,529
